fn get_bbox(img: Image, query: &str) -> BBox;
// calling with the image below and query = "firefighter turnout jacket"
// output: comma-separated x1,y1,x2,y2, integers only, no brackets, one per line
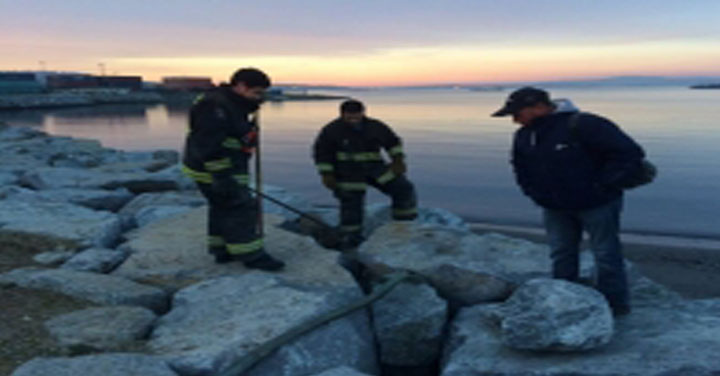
313,117,405,190
182,85,259,184
182,85,264,257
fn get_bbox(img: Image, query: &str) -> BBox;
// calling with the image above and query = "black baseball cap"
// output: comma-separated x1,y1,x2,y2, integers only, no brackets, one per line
491,87,551,117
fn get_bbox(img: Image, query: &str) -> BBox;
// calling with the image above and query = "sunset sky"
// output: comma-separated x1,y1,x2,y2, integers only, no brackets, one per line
2,0,720,86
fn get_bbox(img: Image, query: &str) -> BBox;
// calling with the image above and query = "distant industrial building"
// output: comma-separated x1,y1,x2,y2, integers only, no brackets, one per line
0,71,144,94
0,72,44,94
161,77,215,91
47,74,143,91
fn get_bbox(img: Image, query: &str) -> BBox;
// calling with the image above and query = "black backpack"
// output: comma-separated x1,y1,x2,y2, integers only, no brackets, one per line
568,112,657,190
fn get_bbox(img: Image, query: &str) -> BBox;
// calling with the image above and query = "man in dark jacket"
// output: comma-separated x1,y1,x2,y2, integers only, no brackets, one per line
493,87,645,315
313,100,417,249
182,68,284,271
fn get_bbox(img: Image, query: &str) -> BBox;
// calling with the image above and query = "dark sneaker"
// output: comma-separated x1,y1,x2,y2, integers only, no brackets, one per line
243,253,285,271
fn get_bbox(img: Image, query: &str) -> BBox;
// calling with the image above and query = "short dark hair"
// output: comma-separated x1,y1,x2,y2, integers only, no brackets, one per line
340,100,365,114
230,68,271,88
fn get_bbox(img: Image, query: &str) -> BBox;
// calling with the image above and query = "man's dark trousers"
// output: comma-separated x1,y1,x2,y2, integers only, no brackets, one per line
542,197,629,311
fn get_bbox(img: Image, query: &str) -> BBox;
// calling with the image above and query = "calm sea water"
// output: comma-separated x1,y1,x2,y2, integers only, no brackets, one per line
2,87,719,238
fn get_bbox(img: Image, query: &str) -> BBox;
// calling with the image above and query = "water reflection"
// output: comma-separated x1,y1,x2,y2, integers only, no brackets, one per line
0,87,718,237
48,104,149,126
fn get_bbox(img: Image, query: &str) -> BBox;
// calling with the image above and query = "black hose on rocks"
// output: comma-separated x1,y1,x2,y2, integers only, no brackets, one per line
216,271,412,376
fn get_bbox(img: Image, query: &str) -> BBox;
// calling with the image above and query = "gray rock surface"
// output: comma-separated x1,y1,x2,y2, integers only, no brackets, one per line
365,204,469,234
11,354,177,376
312,367,375,376
45,306,156,352
117,191,204,229
7,187,134,212
0,199,122,248
1,134,121,169
371,281,447,367
256,183,315,220
134,205,194,228
61,248,128,273
0,268,168,312
306,205,468,239
357,223,550,305
149,273,377,376
20,166,179,193
0,185,33,198
33,249,76,266
0,123,46,141
0,171,18,185
441,299,720,376
94,150,179,173
500,278,613,351
114,208,357,291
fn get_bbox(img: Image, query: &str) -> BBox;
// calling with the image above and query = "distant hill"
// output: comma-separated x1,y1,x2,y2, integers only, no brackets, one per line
274,76,720,91
524,75,720,88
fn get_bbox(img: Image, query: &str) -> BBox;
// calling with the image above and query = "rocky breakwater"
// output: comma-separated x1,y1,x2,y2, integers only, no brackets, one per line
0,90,164,110
3,123,720,376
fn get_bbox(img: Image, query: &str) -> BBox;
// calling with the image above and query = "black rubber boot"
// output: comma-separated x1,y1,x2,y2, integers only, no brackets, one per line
338,233,365,251
243,252,285,271
210,247,235,264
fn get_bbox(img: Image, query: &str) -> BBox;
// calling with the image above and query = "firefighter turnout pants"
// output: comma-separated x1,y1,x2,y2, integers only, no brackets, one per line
334,171,417,236
196,181,263,260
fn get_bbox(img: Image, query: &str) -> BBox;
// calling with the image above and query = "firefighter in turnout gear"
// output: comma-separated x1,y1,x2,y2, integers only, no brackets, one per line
182,68,284,271
313,100,418,249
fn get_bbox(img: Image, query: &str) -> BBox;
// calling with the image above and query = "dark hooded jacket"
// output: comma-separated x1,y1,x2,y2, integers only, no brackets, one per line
511,99,645,210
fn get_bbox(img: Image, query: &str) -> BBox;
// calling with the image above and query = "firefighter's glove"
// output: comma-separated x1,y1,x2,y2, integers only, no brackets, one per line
321,174,337,190
212,174,240,199
390,157,407,175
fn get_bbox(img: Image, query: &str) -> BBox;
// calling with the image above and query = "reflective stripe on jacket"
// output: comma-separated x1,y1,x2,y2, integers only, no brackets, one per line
312,117,404,183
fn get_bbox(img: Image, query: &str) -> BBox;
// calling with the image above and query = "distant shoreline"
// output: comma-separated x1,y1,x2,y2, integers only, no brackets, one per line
689,84,720,89
0,90,348,111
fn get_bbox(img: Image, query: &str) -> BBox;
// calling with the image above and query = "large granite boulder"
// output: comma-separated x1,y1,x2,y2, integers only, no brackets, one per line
371,281,447,367
356,223,550,305
0,268,168,312
114,208,356,290
0,199,122,248
356,223,675,308
441,299,720,376
45,306,157,352
149,273,378,376
3,135,107,168
11,354,177,376
499,278,613,352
